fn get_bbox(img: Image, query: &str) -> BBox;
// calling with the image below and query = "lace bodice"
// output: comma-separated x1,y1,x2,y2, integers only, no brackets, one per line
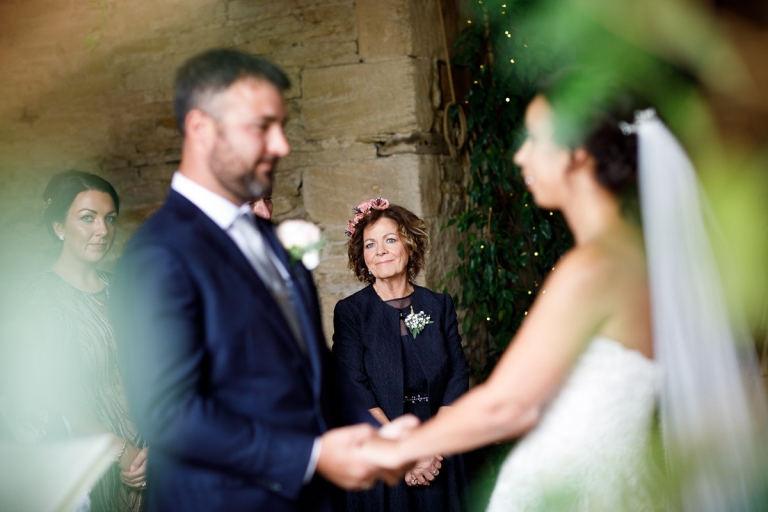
487,336,661,511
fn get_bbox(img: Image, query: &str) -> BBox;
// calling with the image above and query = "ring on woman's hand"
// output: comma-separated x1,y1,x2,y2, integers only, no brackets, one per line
411,478,417,484
432,470,438,475
141,481,147,487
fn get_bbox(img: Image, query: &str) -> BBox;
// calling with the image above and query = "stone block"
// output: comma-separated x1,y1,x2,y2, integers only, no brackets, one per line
228,0,288,22
116,36,173,55
279,141,374,173
235,37,271,56
356,0,410,60
173,26,238,56
409,0,443,59
356,0,442,61
302,58,433,140
303,153,440,225
271,40,359,68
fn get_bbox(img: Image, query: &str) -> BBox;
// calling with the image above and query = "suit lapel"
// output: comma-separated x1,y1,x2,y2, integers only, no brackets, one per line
258,217,324,399
169,193,314,387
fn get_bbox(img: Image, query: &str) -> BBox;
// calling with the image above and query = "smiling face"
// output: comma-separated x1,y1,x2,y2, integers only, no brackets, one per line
203,78,290,204
362,217,410,282
53,190,117,264
514,95,573,209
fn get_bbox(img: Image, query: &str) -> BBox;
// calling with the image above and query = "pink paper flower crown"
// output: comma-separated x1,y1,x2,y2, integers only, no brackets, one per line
345,197,390,237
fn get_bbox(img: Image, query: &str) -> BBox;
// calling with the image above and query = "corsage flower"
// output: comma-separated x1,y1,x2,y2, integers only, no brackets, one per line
276,219,325,270
404,306,433,339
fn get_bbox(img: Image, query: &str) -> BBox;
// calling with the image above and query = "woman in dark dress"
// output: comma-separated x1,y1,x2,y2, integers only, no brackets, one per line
13,171,148,511
333,198,469,512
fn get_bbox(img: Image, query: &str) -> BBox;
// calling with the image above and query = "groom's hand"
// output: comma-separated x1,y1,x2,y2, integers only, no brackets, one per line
316,424,379,490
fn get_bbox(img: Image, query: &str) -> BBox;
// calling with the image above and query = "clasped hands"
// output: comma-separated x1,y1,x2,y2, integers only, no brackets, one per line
118,445,149,489
316,414,436,491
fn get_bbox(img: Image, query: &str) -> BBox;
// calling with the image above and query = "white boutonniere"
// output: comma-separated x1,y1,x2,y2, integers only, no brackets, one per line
404,306,433,339
276,219,325,270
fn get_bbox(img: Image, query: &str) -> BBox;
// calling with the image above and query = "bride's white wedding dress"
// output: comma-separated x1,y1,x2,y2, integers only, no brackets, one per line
487,336,661,512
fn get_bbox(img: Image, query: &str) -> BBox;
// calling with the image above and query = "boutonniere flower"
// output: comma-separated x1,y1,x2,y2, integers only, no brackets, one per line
404,306,433,339
276,219,325,270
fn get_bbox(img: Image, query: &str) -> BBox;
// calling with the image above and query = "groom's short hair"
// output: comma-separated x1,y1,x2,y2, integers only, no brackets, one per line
173,48,290,136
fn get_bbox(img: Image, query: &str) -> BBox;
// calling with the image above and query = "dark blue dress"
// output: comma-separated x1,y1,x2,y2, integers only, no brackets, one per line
333,285,469,512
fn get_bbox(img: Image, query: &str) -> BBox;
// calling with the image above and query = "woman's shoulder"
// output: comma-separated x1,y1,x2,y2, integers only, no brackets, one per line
335,285,376,311
412,284,450,301
27,270,64,301
412,284,456,314
548,241,637,301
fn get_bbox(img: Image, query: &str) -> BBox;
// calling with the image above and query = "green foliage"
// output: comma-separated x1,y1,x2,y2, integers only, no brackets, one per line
445,0,573,379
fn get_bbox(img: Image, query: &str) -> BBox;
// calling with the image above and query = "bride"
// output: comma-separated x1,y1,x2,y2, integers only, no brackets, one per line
364,74,767,511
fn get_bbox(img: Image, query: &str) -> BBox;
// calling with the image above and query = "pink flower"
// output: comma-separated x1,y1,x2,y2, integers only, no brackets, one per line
345,197,390,237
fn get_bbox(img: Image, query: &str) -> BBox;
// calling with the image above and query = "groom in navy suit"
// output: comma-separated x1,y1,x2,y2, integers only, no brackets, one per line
112,49,390,511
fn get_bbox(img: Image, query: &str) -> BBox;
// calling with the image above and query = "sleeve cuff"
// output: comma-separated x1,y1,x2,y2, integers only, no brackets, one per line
303,437,322,484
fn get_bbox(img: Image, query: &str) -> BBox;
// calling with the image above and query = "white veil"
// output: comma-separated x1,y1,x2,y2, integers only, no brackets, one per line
627,109,767,510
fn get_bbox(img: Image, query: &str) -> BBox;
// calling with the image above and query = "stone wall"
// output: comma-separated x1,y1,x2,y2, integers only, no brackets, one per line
0,0,465,342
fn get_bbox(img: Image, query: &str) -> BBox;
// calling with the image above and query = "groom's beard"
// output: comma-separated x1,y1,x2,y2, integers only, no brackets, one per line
208,130,276,203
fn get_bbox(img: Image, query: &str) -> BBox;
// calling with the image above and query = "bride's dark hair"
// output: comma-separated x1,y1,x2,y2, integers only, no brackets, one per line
538,70,650,221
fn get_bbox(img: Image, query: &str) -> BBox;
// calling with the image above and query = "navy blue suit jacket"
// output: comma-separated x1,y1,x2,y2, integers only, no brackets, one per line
112,191,371,512
332,285,469,422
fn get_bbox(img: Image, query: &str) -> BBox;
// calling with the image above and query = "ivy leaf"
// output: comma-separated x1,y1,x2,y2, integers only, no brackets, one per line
540,219,552,240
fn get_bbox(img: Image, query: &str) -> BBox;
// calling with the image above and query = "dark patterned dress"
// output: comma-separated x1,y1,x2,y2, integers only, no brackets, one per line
333,286,468,512
20,270,146,512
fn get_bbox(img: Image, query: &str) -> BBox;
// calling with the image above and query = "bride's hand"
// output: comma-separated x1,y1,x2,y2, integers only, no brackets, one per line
378,414,420,440
363,433,403,471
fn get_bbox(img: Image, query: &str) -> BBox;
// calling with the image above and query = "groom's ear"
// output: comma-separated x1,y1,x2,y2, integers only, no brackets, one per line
185,109,217,150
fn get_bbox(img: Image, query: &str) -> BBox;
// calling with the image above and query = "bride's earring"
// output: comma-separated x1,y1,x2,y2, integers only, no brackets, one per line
58,234,64,241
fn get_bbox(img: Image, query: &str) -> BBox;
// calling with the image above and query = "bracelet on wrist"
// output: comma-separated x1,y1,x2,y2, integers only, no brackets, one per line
115,439,127,465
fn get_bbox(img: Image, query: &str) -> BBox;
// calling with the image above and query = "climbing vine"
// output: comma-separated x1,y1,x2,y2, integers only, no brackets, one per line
445,0,573,380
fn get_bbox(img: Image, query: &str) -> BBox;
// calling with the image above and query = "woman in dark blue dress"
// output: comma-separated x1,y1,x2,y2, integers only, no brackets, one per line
333,198,469,512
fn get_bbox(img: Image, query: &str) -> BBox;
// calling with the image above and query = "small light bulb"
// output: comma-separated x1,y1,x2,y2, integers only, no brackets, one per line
468,20,472,24
528,291,532,295
486,317,490,321
510,59,515,63
534,252,538,256
524,311,528,316
505,97,510,102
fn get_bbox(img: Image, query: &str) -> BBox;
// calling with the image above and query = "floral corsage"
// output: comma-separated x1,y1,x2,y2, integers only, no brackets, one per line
276,219,325,270
404,306,433,339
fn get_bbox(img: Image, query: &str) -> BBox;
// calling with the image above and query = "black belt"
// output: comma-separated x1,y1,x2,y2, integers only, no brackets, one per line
404,394,429,404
